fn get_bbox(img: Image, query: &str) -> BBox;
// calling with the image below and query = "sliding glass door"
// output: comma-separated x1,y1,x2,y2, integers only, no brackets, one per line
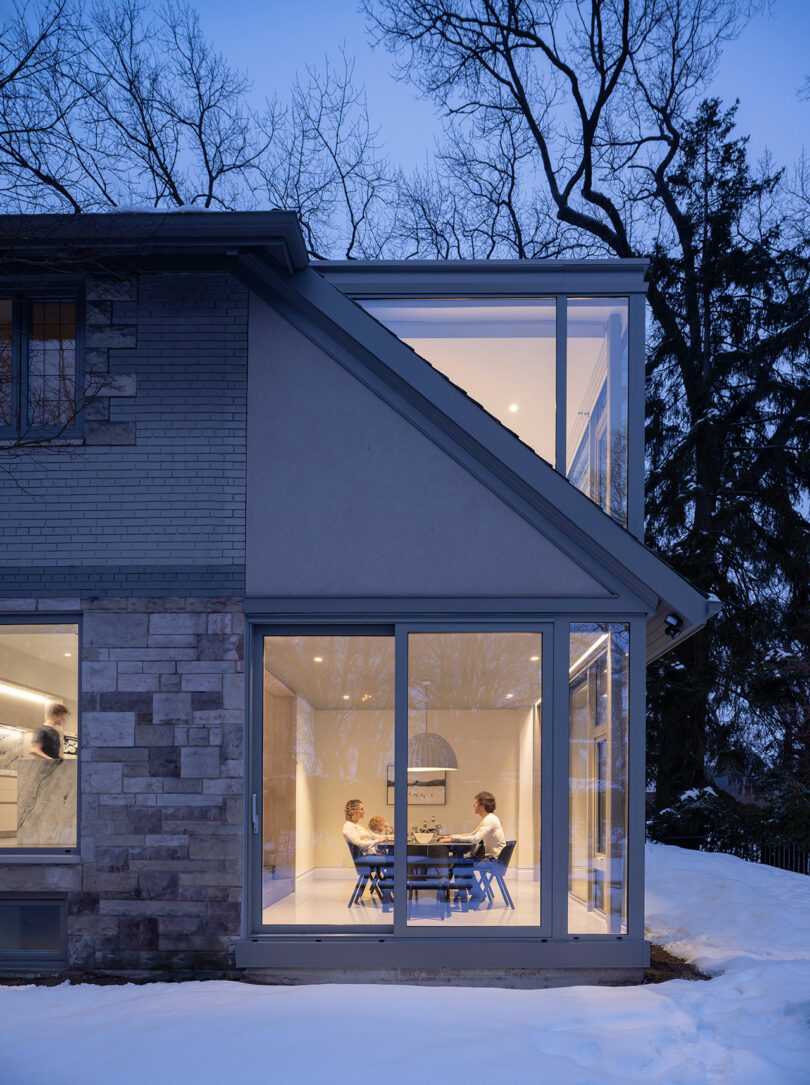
405,631,545,929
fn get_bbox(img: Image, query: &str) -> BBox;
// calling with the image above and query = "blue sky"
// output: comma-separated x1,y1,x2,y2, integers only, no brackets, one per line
194,0,808,173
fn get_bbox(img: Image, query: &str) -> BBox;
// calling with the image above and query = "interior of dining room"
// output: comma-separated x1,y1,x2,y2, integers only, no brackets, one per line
260,631,545,929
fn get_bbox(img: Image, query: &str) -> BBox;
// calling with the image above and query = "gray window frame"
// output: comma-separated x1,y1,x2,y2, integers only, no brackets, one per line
243,610,646,958
0,612,82,857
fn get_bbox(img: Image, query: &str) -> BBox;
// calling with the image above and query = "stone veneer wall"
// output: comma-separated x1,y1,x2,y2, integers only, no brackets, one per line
0,595,244,975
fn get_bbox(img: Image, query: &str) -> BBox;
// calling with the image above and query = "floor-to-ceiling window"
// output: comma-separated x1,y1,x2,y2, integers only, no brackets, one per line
259,627,546,931
260,633,395,927
568,623,629,934
405,631,543,929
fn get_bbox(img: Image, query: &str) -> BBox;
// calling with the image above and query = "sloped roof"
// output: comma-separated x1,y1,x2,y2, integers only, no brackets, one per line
234,248,716,656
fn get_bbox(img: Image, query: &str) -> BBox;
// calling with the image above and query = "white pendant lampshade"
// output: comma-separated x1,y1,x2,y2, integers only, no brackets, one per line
407,731,458,771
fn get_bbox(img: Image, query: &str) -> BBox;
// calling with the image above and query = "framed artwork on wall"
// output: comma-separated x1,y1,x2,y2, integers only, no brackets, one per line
386,764,446,806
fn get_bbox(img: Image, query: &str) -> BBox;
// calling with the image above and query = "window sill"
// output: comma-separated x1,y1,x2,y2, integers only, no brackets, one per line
0,854,80,864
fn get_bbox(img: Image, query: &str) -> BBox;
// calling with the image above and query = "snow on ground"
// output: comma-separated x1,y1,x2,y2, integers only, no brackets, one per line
1,845,808,1085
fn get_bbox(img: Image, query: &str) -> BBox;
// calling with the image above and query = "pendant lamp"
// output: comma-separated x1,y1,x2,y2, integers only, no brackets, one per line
407,681,458,771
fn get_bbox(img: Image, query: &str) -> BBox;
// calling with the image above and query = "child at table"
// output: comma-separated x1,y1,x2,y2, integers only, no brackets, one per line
368,815,393,838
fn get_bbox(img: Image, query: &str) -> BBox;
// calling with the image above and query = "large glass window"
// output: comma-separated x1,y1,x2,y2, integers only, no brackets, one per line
261,634,395,927
361,298,556,465
0,624,79,849
568,623,629,934
566,299,628,525
406,632,543,928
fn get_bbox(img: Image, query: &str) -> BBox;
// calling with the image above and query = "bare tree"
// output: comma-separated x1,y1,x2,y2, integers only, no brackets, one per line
363,0,810,828
261,52,398,259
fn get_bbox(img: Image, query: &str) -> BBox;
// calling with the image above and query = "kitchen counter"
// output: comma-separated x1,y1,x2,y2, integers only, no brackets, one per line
16,760,77,847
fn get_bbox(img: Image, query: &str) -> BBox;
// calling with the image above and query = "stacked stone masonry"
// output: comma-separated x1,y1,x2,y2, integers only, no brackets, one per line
0,596,245,974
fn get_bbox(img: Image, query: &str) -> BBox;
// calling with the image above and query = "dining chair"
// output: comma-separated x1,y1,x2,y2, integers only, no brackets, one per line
346,841,391,907
475,840,516,909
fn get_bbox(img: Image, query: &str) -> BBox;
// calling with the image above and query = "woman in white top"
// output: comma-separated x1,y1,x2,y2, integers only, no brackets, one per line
342,799,379,854
440,791,505,859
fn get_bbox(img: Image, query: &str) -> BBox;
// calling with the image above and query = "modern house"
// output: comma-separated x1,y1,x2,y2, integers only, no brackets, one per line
0,212,715,983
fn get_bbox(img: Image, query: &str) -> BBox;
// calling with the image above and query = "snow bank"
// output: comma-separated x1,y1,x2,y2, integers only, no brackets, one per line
0,845,808,1085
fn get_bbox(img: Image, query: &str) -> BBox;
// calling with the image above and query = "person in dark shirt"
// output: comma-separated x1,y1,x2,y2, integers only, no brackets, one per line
31,704,68,760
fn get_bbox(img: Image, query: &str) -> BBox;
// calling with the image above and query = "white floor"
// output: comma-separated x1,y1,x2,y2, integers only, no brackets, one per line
262,869,610,932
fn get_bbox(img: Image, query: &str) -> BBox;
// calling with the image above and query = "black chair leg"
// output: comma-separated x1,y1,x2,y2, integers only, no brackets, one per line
496,874,515,909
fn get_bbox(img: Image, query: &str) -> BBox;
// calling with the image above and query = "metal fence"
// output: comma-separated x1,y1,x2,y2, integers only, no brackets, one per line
717,839,810,876
656,835,810,876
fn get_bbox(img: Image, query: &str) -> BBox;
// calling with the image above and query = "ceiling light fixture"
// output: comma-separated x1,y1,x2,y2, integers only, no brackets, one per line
530,655,539,661
509,403,519,412
313,656,323,663
407,680,458,772
342,694,350,701
0,680,52,705
506,693,514,699
569,633,610,676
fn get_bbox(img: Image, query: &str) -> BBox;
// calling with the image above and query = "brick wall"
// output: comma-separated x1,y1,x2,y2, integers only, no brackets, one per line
0,271,248,597
0,595,245,975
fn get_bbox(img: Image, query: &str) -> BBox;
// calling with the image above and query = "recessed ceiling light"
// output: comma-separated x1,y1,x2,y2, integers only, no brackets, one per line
509,403,519,412
506,693,514,699
530,655,539,661
313,656,323,663
342,694,350,701
64,652,72,657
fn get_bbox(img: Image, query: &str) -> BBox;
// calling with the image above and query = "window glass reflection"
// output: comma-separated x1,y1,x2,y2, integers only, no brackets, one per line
261,635,395,926
361,298,556,464
0,624,79,849
569,623,629,934
566,299,628,525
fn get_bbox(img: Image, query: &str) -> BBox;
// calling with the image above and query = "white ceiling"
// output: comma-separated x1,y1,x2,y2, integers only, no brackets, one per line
263,632,544,711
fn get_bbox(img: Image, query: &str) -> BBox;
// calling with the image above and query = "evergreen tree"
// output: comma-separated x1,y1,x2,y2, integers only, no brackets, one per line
645,101,810,836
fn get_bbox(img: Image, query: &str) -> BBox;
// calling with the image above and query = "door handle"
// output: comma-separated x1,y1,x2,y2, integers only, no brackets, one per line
251,793,259,835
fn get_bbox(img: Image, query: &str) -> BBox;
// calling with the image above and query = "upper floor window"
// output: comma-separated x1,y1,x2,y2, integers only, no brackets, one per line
362,298,556,465
360,295,629,528
0,296,80,439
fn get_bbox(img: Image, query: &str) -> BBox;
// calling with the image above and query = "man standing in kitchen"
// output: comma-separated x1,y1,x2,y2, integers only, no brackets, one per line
30,703,68,760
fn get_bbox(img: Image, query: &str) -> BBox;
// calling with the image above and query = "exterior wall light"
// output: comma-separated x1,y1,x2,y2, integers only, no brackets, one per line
664,613,683,639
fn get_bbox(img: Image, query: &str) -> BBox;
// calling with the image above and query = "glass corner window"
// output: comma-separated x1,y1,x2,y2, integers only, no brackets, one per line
568,623,629,934
566,299,629,526
0,624,79,848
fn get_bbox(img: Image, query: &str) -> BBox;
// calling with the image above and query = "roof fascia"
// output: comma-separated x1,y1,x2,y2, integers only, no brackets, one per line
238,253,687,615
315,259,650,297
0,211,309,275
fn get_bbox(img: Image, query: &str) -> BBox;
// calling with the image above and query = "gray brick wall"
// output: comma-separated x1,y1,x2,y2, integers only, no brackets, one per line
0,595,245,975
0,272,247,597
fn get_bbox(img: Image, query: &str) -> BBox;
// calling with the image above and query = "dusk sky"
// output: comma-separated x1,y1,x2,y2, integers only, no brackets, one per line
192,0,810,175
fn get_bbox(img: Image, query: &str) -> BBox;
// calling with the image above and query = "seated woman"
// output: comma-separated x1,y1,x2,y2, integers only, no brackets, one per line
440,791,505,859
342,799,379,853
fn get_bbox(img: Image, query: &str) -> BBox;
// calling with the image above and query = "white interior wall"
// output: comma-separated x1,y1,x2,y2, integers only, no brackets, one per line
294,696,316,878
293,706,539,871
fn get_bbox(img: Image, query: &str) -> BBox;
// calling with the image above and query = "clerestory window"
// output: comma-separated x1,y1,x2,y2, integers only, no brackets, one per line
360,295,629,527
